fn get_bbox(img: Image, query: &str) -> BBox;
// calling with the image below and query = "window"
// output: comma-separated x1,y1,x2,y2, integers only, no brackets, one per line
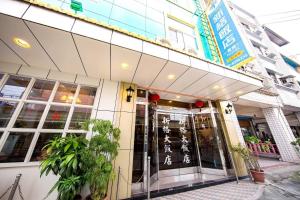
0,132,34,162
0,74,3,80
66,132,87,137
53,83,77,104
0,75,30,99
30,132,61,161
68,107,92,129
43,105,70,129
14,103,46,128
28,80,55,101
267,71,279,84
169,28,185,49
77,86,97,105
0,101,18,127
0,74,98,163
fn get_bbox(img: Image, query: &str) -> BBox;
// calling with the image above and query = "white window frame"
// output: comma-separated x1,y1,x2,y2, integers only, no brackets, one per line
0,73,101,166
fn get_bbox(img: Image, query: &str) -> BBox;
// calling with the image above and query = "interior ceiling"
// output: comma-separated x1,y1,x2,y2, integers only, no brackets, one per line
0,13,261,102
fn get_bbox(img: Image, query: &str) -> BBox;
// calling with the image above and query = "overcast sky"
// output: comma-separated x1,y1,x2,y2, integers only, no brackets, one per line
230,0,300,61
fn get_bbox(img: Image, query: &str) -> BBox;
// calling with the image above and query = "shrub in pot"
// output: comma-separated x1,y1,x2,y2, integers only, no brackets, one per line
40,135,89,200
231,143,265,183
41,119,120,200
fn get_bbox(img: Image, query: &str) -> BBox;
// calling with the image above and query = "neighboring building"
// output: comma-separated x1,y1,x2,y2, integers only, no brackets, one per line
0,0,297,200
229,2,300,162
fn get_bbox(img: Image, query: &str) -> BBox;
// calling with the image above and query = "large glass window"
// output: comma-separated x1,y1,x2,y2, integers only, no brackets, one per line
30,132,61,161
14,103,46,128
77,86,97,105
68,107,92,130
53,83,77,104
0,101,18,127
0,132,34,162
43,105,70,129
0,75,30,99
28,80,55,101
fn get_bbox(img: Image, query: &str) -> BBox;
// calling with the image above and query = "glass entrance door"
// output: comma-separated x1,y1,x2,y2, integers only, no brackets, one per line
156,111,199,178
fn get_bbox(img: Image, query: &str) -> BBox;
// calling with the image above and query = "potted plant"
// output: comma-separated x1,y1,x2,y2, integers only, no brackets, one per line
291,138,300,154
244,135,260,144
82,119,120,200
40,135,89,200
231,143,265,183
40,119,120,200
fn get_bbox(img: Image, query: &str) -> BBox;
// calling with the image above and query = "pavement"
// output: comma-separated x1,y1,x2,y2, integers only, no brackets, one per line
153,158,300,200
258,158,300,200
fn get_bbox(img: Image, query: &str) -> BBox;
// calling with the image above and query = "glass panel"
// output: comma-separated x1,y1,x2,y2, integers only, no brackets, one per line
68,107,92,130
28,80,55,101
194,113,223,169
30,132,61,161
53,83,77,103
0,74,3,80
132,104,145,182
0,132,3,139
43,105,70,129
157,113,198,171
0,132,34,163
77,86,97,105
0,75,30,99
110,5,146,31
0,101,18,128
14,103,46,128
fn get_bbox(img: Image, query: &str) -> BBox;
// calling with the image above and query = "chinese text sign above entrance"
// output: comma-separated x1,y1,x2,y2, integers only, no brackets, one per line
208,0,253,68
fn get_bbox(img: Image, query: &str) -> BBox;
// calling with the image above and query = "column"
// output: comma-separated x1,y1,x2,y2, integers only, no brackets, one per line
216,100,247,176
263,107,300,162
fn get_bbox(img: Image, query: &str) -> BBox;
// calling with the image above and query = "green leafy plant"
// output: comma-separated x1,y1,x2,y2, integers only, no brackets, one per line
40,119,120,200
291,138,300,152
244,135,260,144
40,135,89,200
82,119,120,200
231,143,261,171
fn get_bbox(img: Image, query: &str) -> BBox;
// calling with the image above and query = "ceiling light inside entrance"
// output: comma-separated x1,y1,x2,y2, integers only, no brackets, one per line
121,63,129,70
213,85,220,90
13,37,31,48
236,91,243,95
176,95,180,99
167,74,175,80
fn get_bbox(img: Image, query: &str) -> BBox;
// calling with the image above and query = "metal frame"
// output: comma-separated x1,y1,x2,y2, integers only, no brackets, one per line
0,73,101,167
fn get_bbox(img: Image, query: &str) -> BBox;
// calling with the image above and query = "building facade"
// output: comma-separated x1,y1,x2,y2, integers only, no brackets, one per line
0,0,298,199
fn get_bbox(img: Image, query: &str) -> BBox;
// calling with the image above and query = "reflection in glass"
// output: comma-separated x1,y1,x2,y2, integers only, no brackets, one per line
43,105,70,129
53,83,77,103
28,80,55,101
77,86,97,105
0,75,30,99
14,103,46,128
0,101,18,127
30,132,61,161
132,104,145,182
0,132,33,162
68,107,92,129
194,113,223,169
66,133,87,137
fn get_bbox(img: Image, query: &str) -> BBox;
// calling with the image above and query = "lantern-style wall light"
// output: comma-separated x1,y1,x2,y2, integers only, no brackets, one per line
126,86,135,102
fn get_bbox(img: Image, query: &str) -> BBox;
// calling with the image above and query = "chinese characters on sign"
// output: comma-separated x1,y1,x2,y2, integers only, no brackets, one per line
162,116,172,166
179,118,191,164
208,0,253,68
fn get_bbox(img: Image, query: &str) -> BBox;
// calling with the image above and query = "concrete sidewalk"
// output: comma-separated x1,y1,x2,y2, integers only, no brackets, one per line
152,180,264,200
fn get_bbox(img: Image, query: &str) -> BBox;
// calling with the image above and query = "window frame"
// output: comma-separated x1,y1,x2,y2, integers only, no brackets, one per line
0,74,100,165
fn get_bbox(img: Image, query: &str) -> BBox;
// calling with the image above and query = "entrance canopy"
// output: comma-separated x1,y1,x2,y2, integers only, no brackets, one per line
0,1,262,101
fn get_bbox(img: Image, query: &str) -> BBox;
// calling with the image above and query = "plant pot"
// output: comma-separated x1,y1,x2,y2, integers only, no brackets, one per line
250,169,265,183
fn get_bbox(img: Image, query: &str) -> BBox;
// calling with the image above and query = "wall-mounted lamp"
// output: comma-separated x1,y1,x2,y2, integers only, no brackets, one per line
126,86,134,102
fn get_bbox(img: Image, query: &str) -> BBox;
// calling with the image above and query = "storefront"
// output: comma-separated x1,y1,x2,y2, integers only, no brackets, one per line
131,89,233,195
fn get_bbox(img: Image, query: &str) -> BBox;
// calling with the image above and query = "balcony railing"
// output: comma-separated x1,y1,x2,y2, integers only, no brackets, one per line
246,142,280,158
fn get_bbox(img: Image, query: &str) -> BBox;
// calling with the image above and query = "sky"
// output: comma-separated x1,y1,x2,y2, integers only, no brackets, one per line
230,0,300,61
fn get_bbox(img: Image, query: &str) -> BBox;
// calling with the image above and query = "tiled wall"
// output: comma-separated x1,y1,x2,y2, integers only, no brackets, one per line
216,100,247,176
263,107,300,162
